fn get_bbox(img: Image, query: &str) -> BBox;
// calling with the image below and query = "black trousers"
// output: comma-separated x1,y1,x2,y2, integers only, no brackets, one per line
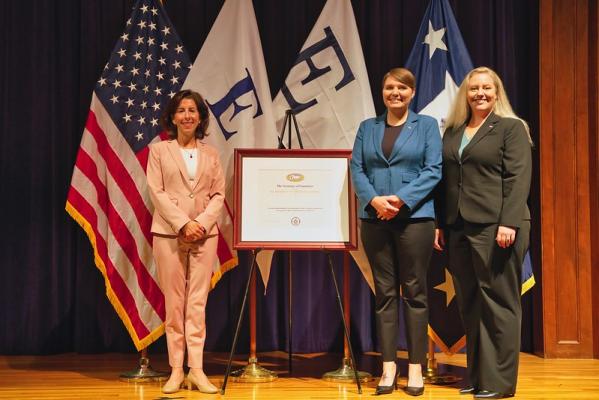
361,219,434,364
447,218,530,394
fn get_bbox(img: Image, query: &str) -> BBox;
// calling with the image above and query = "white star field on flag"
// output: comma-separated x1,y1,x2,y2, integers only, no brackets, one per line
94,1,191,153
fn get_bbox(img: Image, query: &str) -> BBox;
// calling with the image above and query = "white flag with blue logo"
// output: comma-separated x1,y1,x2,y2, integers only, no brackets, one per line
183,0,279,285
272,0,376,290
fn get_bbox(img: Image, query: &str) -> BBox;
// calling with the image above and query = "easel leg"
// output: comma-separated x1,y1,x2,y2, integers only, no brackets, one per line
221,250,259,394
288,250,293,375
325,251,362,394
322,252,371,383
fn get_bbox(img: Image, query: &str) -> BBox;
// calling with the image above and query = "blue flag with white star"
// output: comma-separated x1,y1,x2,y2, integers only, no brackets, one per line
404,0,473,354
405,0,472,132
405,0,535,354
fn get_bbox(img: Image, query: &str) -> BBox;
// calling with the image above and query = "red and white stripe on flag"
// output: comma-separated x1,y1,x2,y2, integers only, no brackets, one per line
67,95,165,349
65,0,237,350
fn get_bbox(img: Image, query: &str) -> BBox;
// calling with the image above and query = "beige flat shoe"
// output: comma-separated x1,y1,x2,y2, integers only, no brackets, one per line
161,375,185,394
187,371,219,394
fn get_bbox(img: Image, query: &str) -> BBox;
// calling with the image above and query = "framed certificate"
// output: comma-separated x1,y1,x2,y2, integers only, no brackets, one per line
233,148,357,250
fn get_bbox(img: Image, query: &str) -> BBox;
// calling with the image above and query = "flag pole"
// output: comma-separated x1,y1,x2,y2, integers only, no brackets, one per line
118,348,168,382
230,251,277,382
322,252,371,383
423,337,460,384
288,249,293,374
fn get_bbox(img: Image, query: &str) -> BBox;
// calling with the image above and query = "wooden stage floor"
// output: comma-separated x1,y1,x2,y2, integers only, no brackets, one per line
1,351,598,399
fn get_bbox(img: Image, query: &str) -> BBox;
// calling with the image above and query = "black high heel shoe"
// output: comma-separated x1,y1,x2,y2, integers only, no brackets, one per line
459,386,477,395
404,385,424,396
474,390,513,399
404,373,424,396
375,366,398,395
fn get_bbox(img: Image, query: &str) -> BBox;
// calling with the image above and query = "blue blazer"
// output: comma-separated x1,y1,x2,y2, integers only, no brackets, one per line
350,110,442,220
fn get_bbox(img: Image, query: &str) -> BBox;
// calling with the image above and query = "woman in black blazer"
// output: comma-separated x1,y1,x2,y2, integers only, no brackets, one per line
434,67,532,399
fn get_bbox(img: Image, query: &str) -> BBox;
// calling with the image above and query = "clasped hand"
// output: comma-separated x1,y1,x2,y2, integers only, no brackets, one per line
371,195,403,220
180,220,206,242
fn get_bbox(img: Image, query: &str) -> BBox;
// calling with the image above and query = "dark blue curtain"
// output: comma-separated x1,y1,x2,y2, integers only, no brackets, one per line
0,0,538,355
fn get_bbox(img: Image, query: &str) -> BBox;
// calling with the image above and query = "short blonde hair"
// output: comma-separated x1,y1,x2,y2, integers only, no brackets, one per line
445,66,531,142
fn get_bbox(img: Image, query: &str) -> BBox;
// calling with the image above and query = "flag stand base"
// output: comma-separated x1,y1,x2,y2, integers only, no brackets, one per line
322,357,372,382
119,352,168,382
423,354,461,385
230,357,277,382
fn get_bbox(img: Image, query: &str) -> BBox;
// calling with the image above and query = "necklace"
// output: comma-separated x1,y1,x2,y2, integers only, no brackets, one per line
180,145,196,159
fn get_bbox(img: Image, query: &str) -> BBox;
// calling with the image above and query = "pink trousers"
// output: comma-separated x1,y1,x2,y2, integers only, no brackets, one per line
152,234,216,368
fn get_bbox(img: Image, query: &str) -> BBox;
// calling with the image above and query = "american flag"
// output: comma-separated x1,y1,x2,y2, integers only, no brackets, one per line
65,0,192,350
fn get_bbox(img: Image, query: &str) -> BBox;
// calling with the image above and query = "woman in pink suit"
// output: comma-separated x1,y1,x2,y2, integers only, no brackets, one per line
147,90,225,394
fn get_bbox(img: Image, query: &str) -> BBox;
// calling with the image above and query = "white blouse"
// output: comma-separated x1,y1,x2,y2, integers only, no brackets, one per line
179,148,199,181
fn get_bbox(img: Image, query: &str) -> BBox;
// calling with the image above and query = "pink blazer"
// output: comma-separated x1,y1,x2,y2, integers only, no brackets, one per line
146,138,225,237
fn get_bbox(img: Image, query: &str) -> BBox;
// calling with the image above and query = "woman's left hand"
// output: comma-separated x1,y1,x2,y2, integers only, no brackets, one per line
386,195,404,210
376,195,404,220
181,221,206,242
496,225,517,248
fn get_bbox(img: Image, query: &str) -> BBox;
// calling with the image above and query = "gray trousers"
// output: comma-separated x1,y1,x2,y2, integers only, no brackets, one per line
361,219,434,364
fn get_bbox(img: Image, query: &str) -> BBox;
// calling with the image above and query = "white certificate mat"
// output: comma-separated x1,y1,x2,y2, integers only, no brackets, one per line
241,157,350,242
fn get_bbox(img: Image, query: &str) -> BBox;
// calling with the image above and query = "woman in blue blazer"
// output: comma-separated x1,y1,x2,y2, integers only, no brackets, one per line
351,68,442,396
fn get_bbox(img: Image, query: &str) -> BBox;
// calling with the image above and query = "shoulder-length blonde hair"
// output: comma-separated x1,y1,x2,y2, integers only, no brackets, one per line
445,66,531,142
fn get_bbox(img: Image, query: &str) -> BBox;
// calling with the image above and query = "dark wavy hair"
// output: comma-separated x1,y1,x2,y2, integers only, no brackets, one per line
161,89,210,139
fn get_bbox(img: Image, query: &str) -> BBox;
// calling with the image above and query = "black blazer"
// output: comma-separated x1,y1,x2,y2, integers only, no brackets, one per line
438,112,532,228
